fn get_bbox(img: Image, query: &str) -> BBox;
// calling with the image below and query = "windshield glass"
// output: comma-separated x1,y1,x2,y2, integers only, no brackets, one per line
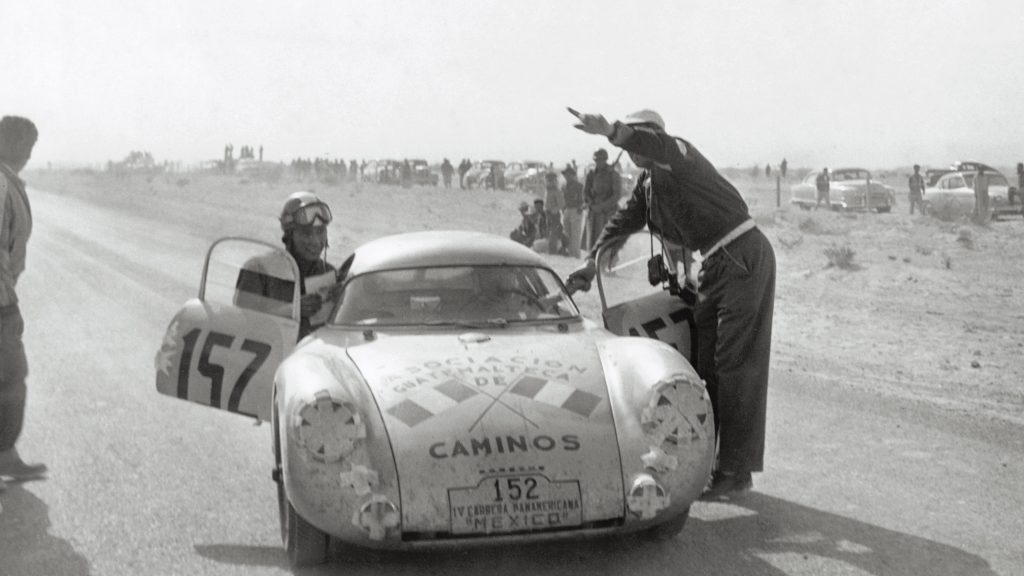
332,265,579,327
831,170,869,181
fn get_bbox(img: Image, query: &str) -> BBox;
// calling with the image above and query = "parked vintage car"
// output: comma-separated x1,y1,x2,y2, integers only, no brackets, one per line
512,161,551,191
409,159,439,186
925,168,955,187
790,168,896,212
464,160,507,190
373,159,405,185
923,166,1021,220
154,231,713,567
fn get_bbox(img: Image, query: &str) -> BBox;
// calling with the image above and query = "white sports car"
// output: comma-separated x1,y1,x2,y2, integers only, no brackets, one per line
154,230,713,567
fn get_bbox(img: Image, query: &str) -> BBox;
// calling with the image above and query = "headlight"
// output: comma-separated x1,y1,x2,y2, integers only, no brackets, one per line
353,494,401,541
626,473,670,519
295,390,366,462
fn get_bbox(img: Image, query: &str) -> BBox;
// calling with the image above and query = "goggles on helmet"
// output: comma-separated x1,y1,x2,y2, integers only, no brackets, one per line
282,202,332,229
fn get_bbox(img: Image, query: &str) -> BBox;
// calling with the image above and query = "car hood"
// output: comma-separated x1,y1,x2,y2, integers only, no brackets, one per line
346,330,625,535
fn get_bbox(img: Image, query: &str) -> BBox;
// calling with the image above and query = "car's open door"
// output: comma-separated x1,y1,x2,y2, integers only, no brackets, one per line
595,232,697,363
154,237,301,421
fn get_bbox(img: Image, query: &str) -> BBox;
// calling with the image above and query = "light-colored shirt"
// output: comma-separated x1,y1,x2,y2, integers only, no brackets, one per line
544,184,564,212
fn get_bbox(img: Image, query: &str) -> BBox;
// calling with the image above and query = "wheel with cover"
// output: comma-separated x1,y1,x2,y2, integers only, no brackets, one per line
646,507,691,541
274,403,330,567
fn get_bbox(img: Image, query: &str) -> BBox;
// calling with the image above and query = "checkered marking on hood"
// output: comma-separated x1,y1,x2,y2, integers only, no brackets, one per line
386,379,480,428
507,375,602,418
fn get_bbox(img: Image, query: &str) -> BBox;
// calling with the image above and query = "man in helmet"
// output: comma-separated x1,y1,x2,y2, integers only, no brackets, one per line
236,191,344,339
566,107,776,500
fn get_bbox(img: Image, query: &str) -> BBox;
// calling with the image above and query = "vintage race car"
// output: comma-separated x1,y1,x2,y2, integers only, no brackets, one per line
154,231,713,567
790,167,896,212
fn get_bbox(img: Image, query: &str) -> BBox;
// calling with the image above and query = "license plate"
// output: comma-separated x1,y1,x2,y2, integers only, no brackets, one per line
448,475,582,535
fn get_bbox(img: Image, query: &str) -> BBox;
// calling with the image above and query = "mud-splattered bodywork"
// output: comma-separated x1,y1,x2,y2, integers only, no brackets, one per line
278,319,713,548
157,231,714,552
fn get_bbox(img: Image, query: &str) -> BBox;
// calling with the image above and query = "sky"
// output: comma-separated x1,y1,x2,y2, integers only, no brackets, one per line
3,0,1023,170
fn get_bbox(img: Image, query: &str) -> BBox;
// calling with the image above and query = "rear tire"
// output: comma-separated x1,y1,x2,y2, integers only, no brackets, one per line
646,507,691,541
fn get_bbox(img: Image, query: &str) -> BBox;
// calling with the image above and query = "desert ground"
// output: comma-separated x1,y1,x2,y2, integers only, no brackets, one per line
1,167,1022,575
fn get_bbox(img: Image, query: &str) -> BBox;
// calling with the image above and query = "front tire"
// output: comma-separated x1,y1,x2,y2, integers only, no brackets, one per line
646,507,691,541
285,500,330,567
274,401,330,567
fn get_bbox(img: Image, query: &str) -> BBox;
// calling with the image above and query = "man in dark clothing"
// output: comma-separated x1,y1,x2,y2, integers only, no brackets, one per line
582,148,622,250
908,164,926,215
532,198,548,240
509,201,537,246
566,108,776,499
780,158,788,179
1,116,47,487
1014,163,1023,207
458,159,471,189
815,168,831,210
973,166,990,224
440,158,454,189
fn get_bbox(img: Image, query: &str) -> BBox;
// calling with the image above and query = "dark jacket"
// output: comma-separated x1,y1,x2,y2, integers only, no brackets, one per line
589,125,750,258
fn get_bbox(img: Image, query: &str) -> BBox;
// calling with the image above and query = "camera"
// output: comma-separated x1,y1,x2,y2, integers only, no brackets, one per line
648,254,697,306
647,254,670,286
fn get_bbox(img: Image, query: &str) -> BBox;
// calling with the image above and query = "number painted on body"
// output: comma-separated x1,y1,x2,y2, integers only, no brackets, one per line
176,329,273,412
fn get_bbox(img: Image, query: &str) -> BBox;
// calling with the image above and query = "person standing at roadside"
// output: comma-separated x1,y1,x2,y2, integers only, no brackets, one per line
973,166,990,224
457,159,470,190
815,167,831,210
440,158,454,189
565,108,776,499
1014,163,1023,207
538,172,564,254
780,158,788,179
561,164,584,258
582,148,622,250
908,164,927,215
0,116,47,488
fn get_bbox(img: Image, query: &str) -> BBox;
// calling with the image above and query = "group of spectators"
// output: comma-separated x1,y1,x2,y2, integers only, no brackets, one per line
508,148,622,258
288,157,358,182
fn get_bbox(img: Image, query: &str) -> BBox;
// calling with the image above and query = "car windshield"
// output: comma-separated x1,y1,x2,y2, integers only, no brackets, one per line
332,265,579,327
831,170,869,181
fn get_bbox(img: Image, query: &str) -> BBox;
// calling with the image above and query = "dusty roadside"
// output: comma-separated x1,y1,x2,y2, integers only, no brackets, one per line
27,169,1023,435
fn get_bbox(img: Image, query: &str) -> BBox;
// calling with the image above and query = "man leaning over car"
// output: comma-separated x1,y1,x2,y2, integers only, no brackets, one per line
565,107,776,500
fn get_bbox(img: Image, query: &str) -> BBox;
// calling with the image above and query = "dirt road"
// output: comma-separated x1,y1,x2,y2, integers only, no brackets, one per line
1,173,1021,575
